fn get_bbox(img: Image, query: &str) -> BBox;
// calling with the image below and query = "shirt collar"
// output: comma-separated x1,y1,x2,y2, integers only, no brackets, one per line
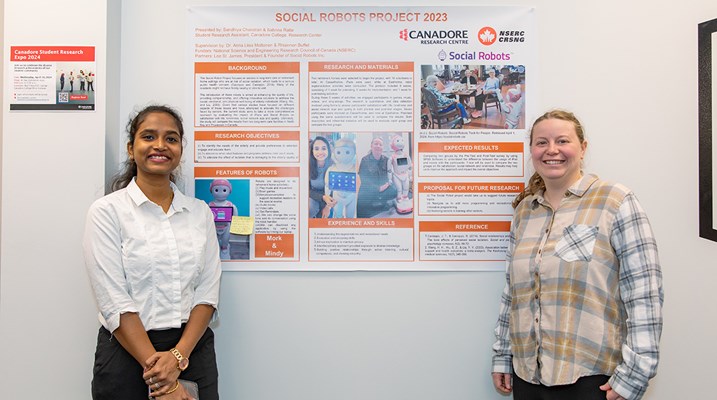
531,173,599,208
127,178,190,212
567,173,599,197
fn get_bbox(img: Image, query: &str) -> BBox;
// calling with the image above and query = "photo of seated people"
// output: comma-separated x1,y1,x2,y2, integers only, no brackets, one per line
420,64,526,130
309,132,414,219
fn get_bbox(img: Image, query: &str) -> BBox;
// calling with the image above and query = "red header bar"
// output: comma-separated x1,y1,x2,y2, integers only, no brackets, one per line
10,46,95,62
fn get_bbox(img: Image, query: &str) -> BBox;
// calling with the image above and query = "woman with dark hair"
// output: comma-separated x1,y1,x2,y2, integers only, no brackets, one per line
84,105,221,400
309,136,336,218
492,110,663,400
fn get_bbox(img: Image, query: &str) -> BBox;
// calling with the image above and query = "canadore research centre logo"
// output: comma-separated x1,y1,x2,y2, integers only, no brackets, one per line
478,26,497,46
398,28,469,44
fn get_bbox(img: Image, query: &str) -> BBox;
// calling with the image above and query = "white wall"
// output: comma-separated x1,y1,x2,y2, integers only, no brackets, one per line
3,0,717,399
0,0,106,398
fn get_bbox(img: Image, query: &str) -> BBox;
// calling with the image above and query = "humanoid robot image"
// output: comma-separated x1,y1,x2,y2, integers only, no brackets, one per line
502,84,524,130
388,135,413,214
324,138,359,218
208,179,238,260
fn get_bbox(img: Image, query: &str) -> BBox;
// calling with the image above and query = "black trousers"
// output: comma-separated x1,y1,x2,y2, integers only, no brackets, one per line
513,373,610,400
92,325,219,400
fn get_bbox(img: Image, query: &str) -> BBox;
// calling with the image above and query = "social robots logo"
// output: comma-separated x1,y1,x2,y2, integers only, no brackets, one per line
438,50,447,61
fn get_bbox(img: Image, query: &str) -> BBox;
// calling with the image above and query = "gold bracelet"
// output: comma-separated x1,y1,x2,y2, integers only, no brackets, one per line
165,381,180,395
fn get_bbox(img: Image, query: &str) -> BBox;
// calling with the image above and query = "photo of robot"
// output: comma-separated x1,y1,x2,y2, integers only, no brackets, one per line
309,132,358,219
195,178,251,260
356,132,413,218
309,132,414,219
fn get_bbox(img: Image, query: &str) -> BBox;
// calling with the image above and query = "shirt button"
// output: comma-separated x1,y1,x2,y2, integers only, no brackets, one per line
534,294,539,299
535,318,539,323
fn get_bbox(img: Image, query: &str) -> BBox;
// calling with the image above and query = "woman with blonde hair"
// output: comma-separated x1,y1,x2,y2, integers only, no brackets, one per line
492,110,663,400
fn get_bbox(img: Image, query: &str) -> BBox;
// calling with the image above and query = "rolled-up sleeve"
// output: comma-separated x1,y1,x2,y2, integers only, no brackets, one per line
83,200,138,333
608,193,664,400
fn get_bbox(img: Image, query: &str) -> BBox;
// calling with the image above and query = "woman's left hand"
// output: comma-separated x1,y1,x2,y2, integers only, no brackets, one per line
149,380,194,400
143,351,181,396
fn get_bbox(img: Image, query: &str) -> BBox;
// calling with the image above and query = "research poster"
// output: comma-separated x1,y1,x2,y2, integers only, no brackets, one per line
9,46,96,111
187,6,536,271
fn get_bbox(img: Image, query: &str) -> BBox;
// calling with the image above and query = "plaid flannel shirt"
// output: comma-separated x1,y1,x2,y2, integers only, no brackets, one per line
492,174,663,400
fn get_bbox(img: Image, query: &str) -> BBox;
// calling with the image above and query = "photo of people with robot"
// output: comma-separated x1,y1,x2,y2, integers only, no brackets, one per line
55,61,97,106
195,178,251,260
420,64,525,130
310,132,413,219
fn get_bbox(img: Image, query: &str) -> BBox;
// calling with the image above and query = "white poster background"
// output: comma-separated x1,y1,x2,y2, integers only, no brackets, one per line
187,6,536,271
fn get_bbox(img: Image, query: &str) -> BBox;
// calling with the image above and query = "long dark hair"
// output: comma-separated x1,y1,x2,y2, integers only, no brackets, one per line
513,109,586,208
309,136,332,180
109,105,185,192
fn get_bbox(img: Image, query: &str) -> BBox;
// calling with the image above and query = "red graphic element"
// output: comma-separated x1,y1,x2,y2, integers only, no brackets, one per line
399,29,408,41
70,94,89,101
10,46,95,62
478,27,497,46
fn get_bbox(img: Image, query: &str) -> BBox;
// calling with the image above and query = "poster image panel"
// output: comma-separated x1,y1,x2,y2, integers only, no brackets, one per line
195,178,251,261
309,132,414,220
420,64,525,130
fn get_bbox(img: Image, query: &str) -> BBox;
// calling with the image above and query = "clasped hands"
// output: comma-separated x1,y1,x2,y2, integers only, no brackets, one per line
143,351,192,399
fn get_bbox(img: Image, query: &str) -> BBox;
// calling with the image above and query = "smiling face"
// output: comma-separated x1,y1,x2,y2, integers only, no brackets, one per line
127,112,182,183
530,118,587,190
312,138,329,165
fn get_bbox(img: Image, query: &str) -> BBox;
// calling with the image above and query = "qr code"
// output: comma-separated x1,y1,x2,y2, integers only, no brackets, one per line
58,92,69,103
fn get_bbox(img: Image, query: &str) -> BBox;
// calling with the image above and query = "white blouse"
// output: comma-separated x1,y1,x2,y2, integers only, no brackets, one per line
83,179,221,332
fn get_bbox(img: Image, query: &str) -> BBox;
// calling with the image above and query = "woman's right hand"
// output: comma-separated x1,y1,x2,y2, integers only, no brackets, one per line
323,195,337,207
492,372,512,394
321,206,332,218
144,352,180,397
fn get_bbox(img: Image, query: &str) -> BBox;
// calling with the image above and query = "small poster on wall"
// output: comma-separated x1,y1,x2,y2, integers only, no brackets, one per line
9,45,96,111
